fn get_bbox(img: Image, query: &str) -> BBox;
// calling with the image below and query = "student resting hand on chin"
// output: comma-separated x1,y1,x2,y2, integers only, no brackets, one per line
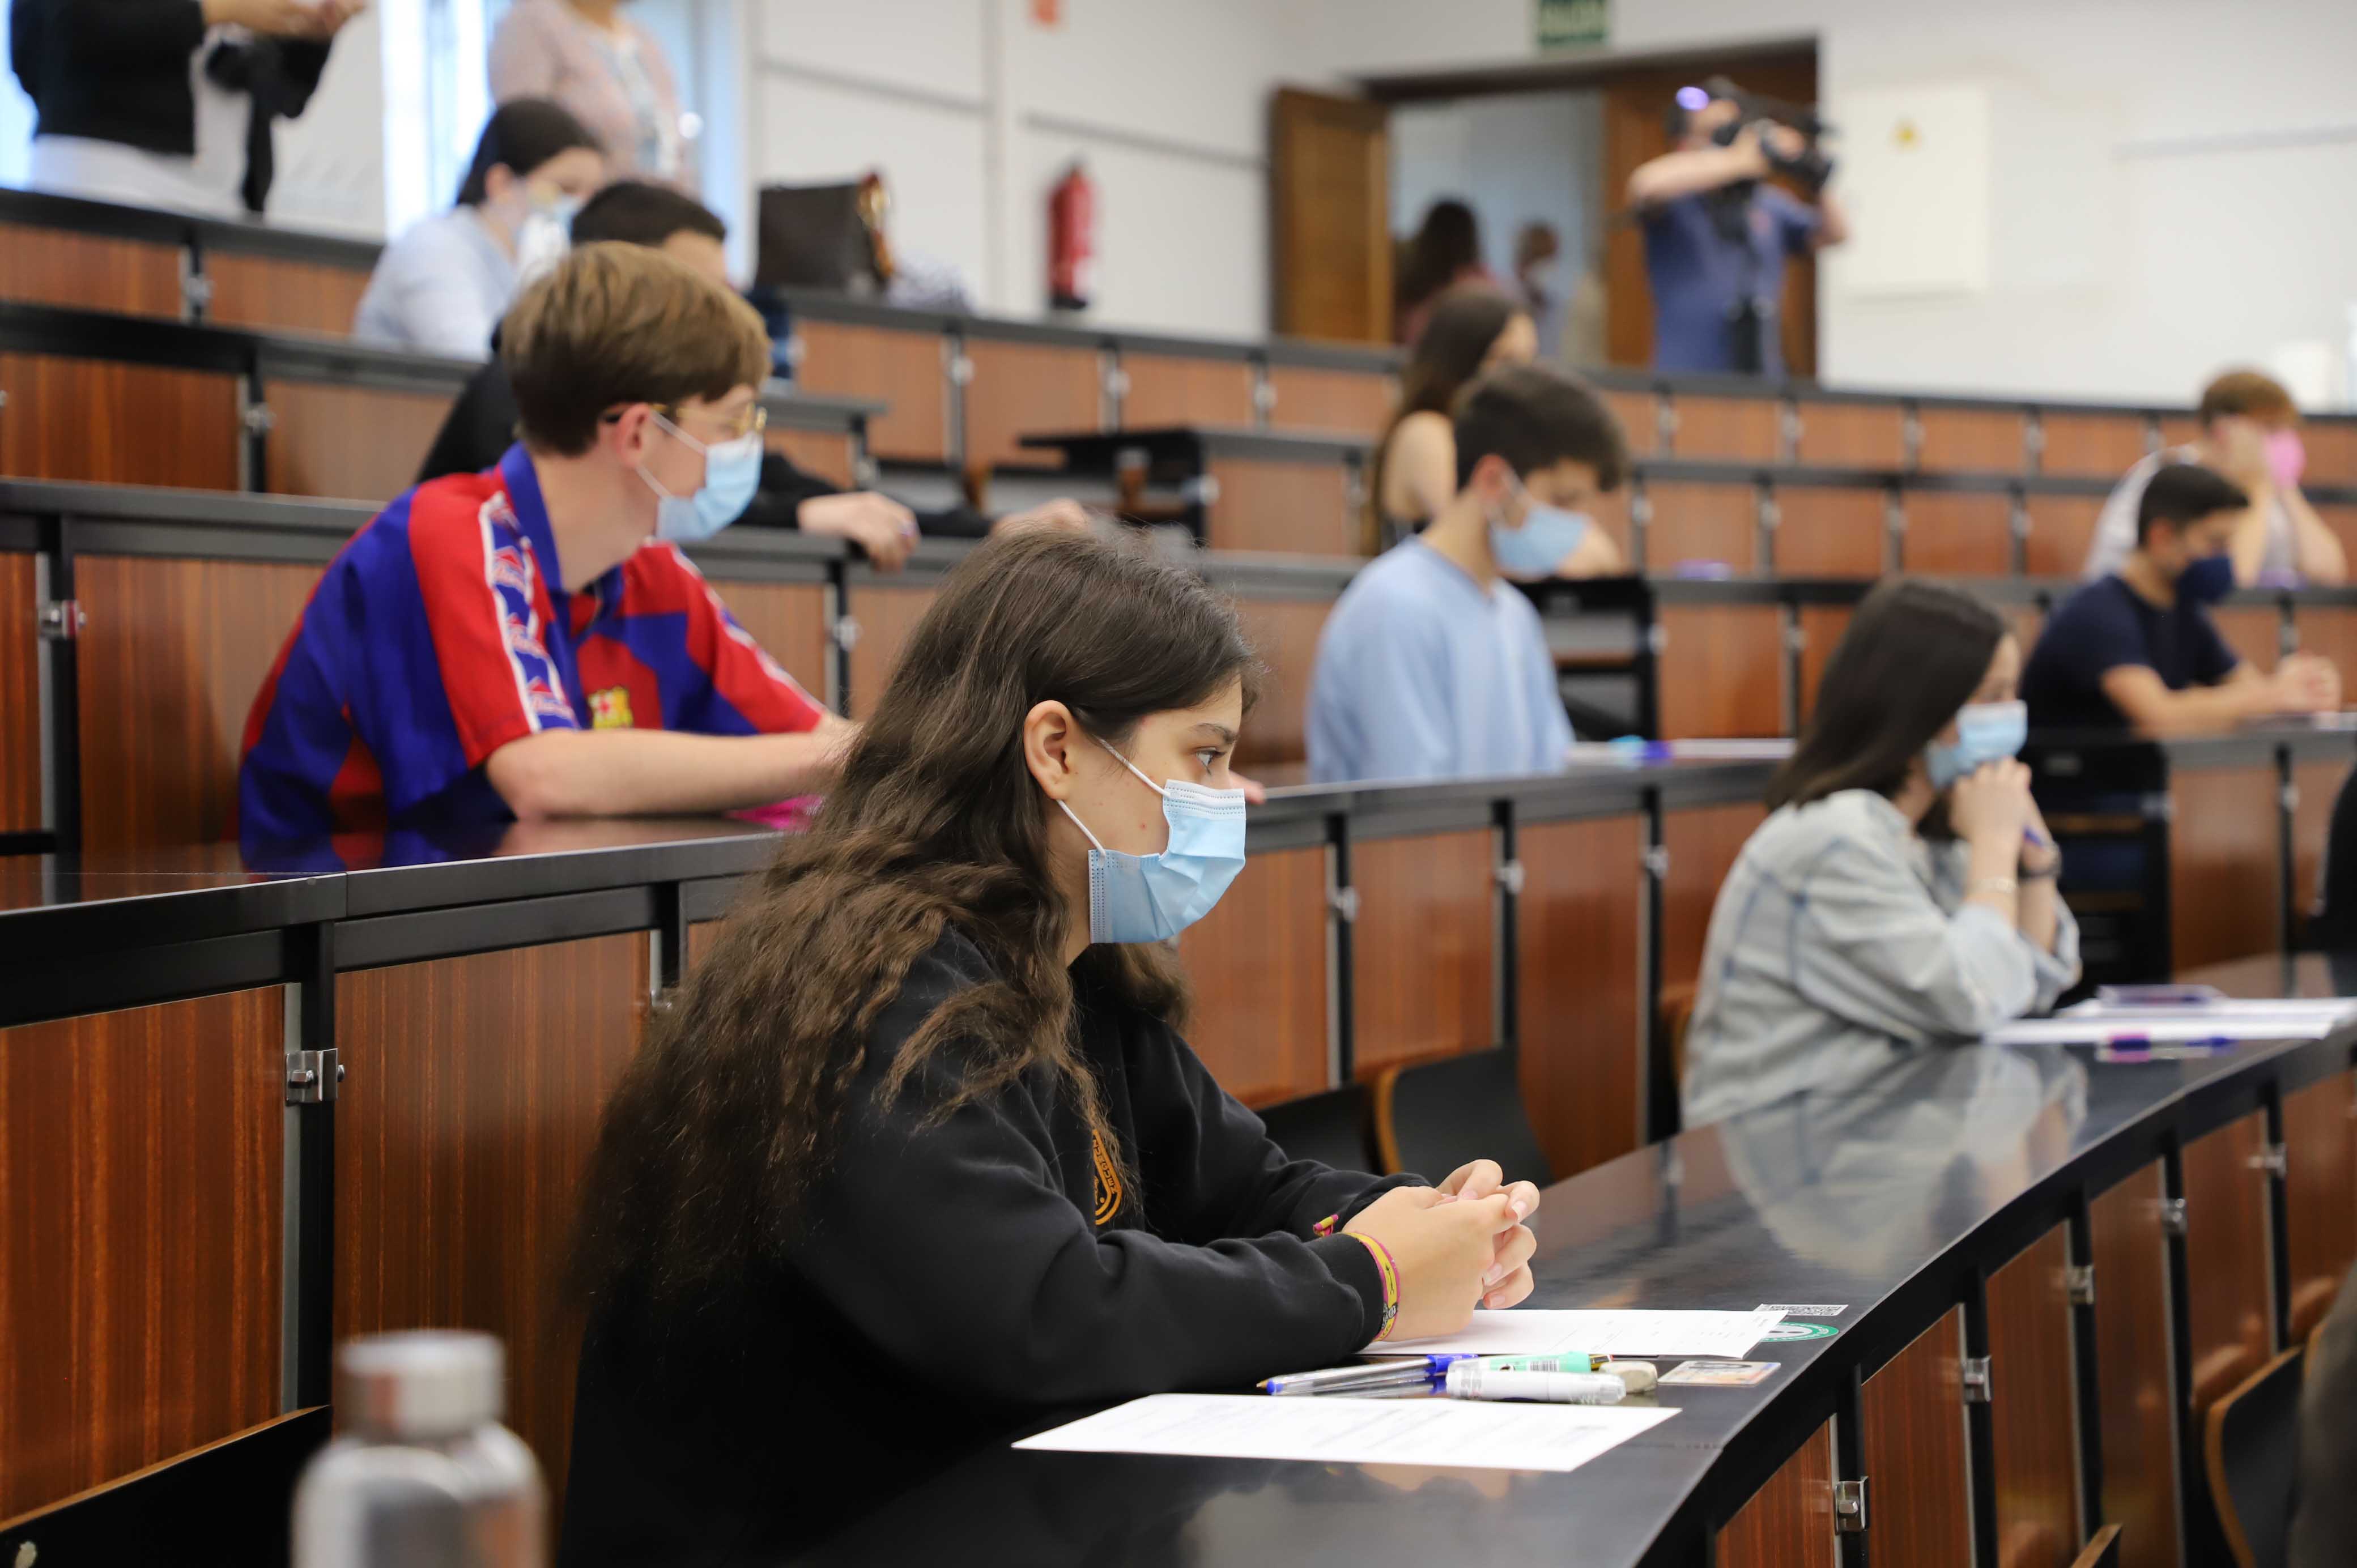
1680,578,2082,1127
557,529,1543,1566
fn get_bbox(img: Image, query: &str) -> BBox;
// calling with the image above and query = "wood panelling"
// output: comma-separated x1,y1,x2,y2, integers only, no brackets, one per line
766,426,856,489
1601,389,1657,457
0,223,183,317
1207,457,1356,556
794,321,946,464
1658,606,1781,739
1265,365,1393,437
2168,766,2281,970
2206,606,2281,674
1794,606,1852,729
1918,407,2027,473
2040,414,2149,478
1716,1420,1836,1568
2090,1163,2179,1568
263,380,456,503
1773,485,1886,576
337,935,645,1507
2299,422,2357,488
2291,756,2344,927
2317,504,2357,581
75,554,322,852
2283,1071,2357,1340
2293,603,2357,687
1903,492,2015,576
2022,496,2105,580
0,352,240,489
1,988,284,1519
2155,416,2201,453
1860,1306,1972,1568
1669,394,1781,463
1350,830,1495,1076
1987,1225,2080,1568
703,579,832,705
964,338,1101,471
1794,401,1905,468
205,253,372,337
2181,1111,2275,1416
1177,846,1330,1106
1120,353,1256,429
841,583,937,721
1660,802,1767,996
1645,480,1758,573
1517,816,1644,1179
1232,597,1333,770
0,553,37,832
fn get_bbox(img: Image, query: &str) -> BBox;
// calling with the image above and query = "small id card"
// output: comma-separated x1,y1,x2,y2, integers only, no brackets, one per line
1657,1360,1779,1387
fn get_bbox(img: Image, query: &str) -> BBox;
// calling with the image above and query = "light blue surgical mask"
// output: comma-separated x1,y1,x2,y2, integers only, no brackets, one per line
1489,483,1593,578
1926,699,2027,791
641,410,764,544
1057,739,1247,944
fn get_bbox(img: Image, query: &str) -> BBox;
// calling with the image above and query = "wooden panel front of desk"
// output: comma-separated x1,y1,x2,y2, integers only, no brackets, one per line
0,988,285,1520
2207,605,2282,674
766,427,856,489
2292,756,2343,928
964,338,1100,472
1795,402,1905,468
1986,1225,2081,1568
1205,457,1355,556
2039,413,2148,478
1667,394,1780,463
1517,815,1644,1179
1263,364,1392,438
703,579,832,704
74,553,324,853
1645,481,1758,574
2181,1111,2274,1416
1902,492,2014,576
336,934,646,1511
1794,606,1852,728
1918,407,2026,473
0,552,38,832
0,352,241,490
1120,353,1256,429
2284,1070,2357,1340
205,253,372,338
1660,802,1767,1000
1230,597,1331,773
0,223,184,317
2090,1161,2180,1568
2169,766,2282,970
1860,1305,1972,1568
1657,605,1781,739
1350,830,1495,1079
1772,486,1886,577
263,380,458,504
841,583,938,720
1177,846,1329,1107
1716,1420,1837,1568
2022,496,2104,580
794,320,947,464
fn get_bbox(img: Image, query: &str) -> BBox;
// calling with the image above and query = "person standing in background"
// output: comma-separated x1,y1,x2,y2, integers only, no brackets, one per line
491,0,693,187
1512,221,1564,361
1627,85,1847,376
11,0,362,217
1394,198,1494,346
352,99,606,359
2081,369,2347,586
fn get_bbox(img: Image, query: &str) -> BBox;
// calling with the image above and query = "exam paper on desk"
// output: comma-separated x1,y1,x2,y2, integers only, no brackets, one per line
1015,1394,1678,1472
1363,1307,1785,1360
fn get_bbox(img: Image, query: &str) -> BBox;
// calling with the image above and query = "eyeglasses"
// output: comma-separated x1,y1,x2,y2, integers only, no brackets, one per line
602,402,768,442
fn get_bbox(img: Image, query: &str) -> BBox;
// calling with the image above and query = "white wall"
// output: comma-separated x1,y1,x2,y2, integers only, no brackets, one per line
1290,0,2357,406
748,0,1302,337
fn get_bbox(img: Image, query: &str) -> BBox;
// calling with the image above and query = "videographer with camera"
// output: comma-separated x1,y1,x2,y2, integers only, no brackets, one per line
1627,79,1849,376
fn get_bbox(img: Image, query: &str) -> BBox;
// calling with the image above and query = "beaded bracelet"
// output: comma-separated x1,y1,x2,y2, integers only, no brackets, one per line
1348,1232,1402,1341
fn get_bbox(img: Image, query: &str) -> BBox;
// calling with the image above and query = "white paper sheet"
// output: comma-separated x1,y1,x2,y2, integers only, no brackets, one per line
1361,1307,1785,1360
1987,1015,2350,1046
1014,1393,1678,1472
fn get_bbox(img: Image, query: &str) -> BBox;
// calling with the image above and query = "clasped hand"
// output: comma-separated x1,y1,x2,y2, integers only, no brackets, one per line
1343,1159,1541,1343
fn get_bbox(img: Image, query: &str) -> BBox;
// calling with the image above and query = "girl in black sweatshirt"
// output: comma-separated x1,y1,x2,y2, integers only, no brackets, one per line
559,529,1541,1566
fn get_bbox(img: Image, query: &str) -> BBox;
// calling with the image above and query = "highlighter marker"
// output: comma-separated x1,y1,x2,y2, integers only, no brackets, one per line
1471,1353,1605,1375
1443,1364,1626,1404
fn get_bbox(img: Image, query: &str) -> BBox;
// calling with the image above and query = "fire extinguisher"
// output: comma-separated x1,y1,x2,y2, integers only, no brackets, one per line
1048,160,1094,312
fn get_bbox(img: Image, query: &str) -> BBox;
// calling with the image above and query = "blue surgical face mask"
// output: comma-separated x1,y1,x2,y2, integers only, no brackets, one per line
514,191,583,283
641,410,764,543
1926,699,2027,791
2177,552,2237,606
1488,482,1593,578
1057,739,1247,944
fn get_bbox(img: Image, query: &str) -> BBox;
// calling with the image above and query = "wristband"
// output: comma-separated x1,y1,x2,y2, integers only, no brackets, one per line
1348,1233,1402,1341
1970,876,2019,898
2019,863,2060,882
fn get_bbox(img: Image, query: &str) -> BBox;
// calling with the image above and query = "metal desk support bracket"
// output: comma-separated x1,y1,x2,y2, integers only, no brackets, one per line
286,1049,341,1105
2159,1197,2187,1235
2067,1265,2096,1307
1961,1356,1993,1404
1833,1477,1868,1534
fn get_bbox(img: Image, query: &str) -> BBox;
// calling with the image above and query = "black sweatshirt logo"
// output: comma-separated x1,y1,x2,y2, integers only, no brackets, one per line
1091,1131,1124,1226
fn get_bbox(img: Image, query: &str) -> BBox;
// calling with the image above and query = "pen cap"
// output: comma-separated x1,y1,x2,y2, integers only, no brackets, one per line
339,1331,504,1440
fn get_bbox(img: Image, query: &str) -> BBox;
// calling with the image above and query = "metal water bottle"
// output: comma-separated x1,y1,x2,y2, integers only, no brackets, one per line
293,1331,546,1568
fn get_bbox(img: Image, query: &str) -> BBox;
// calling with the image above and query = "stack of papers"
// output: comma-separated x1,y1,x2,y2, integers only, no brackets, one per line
1015,1393,1677,1473
1367,1307,1785,1360
1987,997,2357,1048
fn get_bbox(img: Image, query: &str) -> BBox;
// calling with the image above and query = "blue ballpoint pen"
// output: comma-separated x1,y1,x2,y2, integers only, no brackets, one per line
1259,1354,1480,1396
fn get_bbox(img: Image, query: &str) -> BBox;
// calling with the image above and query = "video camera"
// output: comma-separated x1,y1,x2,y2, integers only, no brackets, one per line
1694,75,1835,194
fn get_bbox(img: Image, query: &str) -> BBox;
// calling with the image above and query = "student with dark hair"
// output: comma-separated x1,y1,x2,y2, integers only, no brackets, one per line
242,244,848,841
558,528,1543,1564
2083,368,2345,585
1682,578,2081,1126
414,180,1087,570
2023,462,2340,735
352,99,608,359
1307,364,1628,783
1395,198,1494,343
1369,286,1619,584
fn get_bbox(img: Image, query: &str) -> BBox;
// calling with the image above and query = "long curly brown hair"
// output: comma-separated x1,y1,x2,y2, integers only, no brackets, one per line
568,528,1262,1352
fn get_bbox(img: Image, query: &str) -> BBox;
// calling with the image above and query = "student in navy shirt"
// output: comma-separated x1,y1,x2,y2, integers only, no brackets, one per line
1627,86,1848,375
240,242,851,841
2022,463,2340,735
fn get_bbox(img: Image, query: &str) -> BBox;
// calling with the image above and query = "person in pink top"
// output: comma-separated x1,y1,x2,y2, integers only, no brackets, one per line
491,0,693,186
